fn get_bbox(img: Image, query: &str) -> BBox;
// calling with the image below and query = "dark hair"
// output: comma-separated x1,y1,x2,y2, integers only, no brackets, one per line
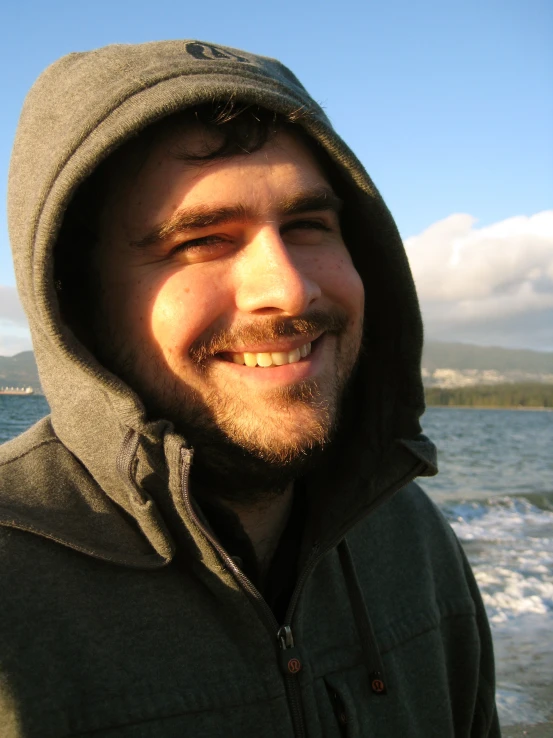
54,101,314,331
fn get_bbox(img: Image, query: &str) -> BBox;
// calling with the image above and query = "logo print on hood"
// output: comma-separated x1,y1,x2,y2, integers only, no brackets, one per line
185,42,249,63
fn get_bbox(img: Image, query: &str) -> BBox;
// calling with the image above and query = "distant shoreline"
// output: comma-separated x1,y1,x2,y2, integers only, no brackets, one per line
426,404,552,411
2,395,552,411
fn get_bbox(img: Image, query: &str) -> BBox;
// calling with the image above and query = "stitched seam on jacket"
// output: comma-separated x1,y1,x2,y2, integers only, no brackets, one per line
379,609,477,656
41,684,288,738
0,520,163,568
308,602,477,679
0,437,59,466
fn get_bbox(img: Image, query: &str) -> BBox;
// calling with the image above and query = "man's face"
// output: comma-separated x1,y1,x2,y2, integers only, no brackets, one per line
92,125,364,493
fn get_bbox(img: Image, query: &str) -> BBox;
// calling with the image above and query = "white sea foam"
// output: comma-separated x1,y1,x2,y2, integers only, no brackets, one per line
441,496,553,725
442,497,553,625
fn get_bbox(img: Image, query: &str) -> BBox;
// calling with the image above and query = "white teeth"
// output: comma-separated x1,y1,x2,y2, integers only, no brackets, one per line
288,348,301,364
271,351,289,366
228,342,312,367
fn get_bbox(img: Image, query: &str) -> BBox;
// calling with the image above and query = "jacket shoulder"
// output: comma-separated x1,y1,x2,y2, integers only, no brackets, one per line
0,417,159,567
0,415,96,512
0,415,57,465
375,480,459,549
348,481,476,627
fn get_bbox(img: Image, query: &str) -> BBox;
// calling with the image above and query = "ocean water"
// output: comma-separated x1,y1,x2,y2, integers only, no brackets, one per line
0,395,51,444
422,408,553,729
1,397,552,728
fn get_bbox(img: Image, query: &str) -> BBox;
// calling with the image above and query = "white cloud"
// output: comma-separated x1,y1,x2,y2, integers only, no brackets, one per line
0,285,28,326
0,331,32,356
405,211,553,350
0,285,31,356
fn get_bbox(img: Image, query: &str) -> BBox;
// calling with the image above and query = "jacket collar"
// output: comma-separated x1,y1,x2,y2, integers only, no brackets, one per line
0,410,436,571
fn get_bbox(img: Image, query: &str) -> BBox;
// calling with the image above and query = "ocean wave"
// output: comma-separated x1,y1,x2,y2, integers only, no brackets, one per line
442,494,553,541
440,495,553,625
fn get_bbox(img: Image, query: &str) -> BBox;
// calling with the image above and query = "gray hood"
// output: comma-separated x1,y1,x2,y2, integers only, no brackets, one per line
5,40,436,563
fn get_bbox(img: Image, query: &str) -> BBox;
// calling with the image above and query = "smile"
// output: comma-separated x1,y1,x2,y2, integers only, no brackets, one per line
224,342,312,368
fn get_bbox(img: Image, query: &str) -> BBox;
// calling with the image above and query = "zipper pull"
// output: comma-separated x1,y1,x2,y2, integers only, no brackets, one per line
277,625,303,676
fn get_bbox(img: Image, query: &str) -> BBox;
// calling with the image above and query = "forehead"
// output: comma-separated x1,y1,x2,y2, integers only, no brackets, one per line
100,126,333,234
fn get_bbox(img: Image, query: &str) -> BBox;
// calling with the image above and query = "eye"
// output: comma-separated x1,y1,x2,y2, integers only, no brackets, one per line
173,235,225,251
170,234,235,261
283,219,332,233
282,218,334,245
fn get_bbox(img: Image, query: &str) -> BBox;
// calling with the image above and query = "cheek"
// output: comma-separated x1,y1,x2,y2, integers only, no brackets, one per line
308,250,365,316
149,278,196,352
148,271,228,356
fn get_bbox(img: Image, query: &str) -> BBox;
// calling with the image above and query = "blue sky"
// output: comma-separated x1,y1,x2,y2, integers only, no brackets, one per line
1,0,552,352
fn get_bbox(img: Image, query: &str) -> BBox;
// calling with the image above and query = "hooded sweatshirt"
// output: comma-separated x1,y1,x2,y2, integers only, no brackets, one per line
1,40,500,737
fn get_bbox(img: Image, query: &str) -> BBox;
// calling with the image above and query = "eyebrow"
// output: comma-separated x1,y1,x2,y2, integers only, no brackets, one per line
131,186,343,249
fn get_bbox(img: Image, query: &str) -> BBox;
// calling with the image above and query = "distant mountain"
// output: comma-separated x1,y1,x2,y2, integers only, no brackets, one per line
422,342,553,388
0,351,43,394
422,342,553,373
2,343,553,394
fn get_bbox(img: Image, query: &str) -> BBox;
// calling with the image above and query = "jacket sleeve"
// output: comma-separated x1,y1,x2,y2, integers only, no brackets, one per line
457,540,502,737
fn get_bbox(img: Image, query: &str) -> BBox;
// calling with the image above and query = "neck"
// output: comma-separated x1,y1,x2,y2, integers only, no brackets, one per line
223,483,294,582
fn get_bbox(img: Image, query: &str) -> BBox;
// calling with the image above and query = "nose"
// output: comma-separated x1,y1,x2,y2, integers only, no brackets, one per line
234,226,321,315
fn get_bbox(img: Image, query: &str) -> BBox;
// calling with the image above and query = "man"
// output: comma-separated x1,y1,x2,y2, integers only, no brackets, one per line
1,40,500,736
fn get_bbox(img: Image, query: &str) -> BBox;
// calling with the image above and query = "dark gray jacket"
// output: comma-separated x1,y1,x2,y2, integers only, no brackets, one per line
1,40,500,736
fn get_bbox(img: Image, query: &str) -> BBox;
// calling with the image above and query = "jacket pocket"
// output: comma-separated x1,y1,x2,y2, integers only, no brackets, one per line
319,667,384,738
324,679,349,738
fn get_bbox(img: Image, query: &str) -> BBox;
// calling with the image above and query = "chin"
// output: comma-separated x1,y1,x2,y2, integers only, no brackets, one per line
216,393,335,461
239,424,331,465
169,393,336,500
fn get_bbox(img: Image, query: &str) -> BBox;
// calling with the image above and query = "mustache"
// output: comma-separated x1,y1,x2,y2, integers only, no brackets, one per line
189,308,349,364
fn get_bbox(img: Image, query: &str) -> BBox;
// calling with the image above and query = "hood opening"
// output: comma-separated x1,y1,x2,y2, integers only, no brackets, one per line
6,40,434,559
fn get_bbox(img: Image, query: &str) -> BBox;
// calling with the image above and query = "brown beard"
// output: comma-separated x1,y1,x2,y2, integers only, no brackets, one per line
96,306,362,504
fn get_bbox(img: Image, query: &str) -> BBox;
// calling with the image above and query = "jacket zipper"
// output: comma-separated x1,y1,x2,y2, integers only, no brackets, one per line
276,625,307,737
180,449,309,736
179,447,427,737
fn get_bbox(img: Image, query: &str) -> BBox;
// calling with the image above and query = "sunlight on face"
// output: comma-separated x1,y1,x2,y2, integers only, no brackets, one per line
93,128,364,491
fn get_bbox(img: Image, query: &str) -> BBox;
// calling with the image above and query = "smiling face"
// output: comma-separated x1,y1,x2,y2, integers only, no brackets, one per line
91,123,364,495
